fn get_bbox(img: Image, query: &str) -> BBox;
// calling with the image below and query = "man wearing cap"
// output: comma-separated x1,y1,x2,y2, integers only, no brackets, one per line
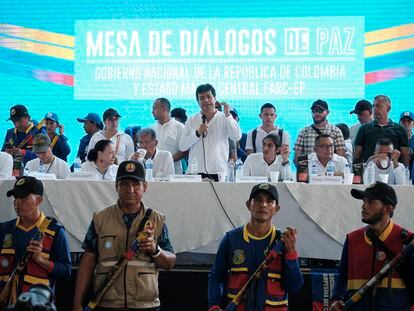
2,105,46,175
24,134,71,179
208,183,303,310
73,161,176,311
294,99,345,166
245,103,290,156
179,84,241,181
0,176,71,297
76,113,103,162
151,98,186,174
43,112,71,162
330,181,414,310
399,111,414,175
354,95,410,167
349,100,373,144
88,108,134,163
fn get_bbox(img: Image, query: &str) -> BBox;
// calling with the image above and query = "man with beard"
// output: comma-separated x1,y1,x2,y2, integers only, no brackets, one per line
354,95,409,167
179,83,241,181
330,182,414,310
151,98,186,174
293,99,345,166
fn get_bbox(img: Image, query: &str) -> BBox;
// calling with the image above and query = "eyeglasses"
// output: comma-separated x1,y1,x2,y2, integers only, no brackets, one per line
138,140,155,147
316,144,334,149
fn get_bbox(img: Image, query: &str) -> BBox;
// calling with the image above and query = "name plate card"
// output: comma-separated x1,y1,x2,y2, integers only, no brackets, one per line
236,176,269,183
29,172,57,180
67,172,95,180
309,175,343,185
169,174,202,182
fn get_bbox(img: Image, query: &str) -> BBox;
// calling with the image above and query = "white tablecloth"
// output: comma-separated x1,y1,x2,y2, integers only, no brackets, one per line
1,180,412,260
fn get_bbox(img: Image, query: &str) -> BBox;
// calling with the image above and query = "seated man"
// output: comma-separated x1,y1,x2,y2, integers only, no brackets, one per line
363,138,405,185
24,134,71,179
308,134,348,176
243,133,292,181
130,128,174,178
0,176,71,300
44,112,71,162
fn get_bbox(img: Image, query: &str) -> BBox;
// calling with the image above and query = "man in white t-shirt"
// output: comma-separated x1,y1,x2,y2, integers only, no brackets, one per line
243,133,292,181
308,134,348,176
363,138,405,185
349,99,373,144
0,151,13,178
179,83,241,181
130,128,174,178
245,103,290,156
152,98,186,174
88,108,134,163
25,134,70,179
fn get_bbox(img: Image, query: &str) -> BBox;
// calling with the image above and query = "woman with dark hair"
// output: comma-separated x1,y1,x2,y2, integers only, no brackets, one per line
81,139,118,180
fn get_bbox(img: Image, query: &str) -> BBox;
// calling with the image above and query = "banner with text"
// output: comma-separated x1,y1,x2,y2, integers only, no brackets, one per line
75,17,364,100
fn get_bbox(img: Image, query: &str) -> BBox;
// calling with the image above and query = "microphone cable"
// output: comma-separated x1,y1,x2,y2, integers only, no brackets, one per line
208,180,236,229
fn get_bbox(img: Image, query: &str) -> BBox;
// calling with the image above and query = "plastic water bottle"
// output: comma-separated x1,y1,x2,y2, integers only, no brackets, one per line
73,157,82,173
310,161,318,177
235,158,243,181
326,160,335,176
365,160,376,185
189,158,198,175
344,163,351,175
280,164,290,181
227,160,235,182
145,159,153,181
39,161,45,174
404,166,411,185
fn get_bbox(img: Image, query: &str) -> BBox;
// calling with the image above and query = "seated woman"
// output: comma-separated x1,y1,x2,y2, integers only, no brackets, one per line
81,139,118,180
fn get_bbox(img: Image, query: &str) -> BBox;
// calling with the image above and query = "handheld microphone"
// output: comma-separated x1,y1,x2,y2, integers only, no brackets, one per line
201,115,207,138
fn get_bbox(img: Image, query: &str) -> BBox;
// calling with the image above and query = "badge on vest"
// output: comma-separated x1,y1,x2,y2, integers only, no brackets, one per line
104,241,113,249
375,251,386,262
1,258,9,268
2,234,13,248
232,250,245,265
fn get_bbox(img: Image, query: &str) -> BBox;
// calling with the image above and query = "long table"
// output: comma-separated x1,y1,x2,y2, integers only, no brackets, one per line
1,180,413,261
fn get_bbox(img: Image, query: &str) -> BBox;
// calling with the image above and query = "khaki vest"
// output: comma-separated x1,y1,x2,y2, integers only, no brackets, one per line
93,204,165,309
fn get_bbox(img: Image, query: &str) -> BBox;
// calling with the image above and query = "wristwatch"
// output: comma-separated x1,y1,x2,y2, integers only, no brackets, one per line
150,244,161,258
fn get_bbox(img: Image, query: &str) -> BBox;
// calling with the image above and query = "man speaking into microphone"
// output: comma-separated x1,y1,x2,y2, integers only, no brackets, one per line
179,83,241,181
207,183,303,310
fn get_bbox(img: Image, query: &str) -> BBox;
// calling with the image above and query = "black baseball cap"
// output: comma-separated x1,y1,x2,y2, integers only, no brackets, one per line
7,176,44,198
249,183,279,202
103,108,121,121
351,181,397,206
350,100,372,115
311,99,328,111
116,160,145,182
7,105,29,122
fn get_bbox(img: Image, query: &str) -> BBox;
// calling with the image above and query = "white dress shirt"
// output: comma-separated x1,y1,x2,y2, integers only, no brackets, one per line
144,148,175,178
152,118,184,174
88,131,134,163
243,153,293,180
81,161,118,180
245,126,290,153
25,157,71,179
179,111,241,179
308,153,348,175
363,161,405,185
0,152,13,178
